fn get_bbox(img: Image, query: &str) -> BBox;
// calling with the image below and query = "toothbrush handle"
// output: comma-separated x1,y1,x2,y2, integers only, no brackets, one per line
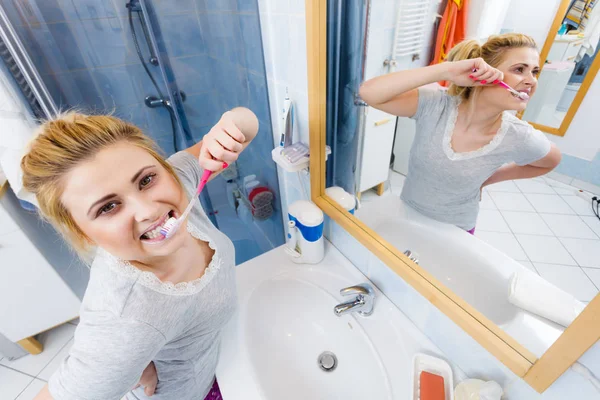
196,162,229,195
496,81,511,90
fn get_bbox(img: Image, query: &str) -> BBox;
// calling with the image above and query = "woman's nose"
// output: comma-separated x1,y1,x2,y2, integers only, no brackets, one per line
132,197,161,223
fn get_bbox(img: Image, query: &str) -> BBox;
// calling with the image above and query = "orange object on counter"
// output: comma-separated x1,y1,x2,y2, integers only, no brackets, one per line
420,370,446,400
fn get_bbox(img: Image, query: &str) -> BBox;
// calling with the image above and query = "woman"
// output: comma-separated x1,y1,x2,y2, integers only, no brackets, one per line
26,107,258,399
359,33,561,233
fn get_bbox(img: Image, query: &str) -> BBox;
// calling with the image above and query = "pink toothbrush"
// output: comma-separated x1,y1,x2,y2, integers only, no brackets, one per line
496,80,529,100
160,162,228,239
471,68,529,100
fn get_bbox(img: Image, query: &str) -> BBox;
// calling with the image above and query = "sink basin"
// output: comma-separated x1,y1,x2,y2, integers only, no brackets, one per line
245,277,390,399
216,242,463,399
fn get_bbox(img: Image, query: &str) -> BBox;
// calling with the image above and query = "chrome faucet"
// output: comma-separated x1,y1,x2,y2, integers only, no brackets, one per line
333,283,375,317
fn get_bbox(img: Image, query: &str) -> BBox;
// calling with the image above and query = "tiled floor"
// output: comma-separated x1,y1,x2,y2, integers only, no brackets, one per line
360,171,600,303
0,320,78,400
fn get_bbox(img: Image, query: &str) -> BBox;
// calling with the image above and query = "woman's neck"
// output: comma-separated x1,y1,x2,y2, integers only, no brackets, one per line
131,231,205,282
460,95,504,131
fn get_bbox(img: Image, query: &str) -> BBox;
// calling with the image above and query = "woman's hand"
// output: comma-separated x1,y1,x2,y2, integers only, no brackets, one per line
134,361,158,396
444,58,504,87
199,115,245,172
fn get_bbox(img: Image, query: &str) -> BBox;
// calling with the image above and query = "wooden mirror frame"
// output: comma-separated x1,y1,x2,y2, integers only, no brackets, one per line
305,0,600,393
518,0,600,136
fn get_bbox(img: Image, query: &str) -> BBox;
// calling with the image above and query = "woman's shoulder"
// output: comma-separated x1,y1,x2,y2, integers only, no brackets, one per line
502,112,536,136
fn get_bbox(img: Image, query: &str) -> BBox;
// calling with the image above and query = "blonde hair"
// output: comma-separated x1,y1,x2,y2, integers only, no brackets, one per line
447,33,538,100
21,111,181,256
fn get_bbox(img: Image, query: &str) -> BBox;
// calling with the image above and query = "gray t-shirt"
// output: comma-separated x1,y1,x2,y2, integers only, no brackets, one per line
401,87,552,230
48,152,237,400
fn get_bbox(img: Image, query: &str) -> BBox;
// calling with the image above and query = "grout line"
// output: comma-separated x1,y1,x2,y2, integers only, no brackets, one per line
581,268,600,292
485,186,537,271
0,363,37,380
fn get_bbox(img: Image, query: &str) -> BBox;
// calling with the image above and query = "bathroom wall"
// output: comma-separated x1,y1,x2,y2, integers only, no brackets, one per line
258,0,311,221
503,0,600,190
325,216,600,399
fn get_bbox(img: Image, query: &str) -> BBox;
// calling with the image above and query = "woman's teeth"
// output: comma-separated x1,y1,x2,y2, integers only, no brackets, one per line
141,225,165,240
141,215,172,240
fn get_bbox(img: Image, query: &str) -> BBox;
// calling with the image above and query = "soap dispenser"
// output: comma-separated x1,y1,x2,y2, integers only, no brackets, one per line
286,200,324,264
325,186,356,214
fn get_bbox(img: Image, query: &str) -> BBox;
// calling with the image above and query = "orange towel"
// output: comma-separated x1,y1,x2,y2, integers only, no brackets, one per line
430,0,470,86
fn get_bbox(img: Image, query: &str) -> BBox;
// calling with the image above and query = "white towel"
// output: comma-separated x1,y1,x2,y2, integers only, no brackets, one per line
508,271,586,327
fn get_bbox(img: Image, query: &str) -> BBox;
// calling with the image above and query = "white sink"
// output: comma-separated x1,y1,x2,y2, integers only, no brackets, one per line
216,242,463,400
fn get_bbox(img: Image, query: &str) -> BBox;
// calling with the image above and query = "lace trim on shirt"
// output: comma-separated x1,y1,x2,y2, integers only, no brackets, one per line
442,97,510,161
100,222,223,296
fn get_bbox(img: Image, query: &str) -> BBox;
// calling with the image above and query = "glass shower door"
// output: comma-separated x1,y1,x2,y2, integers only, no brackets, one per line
0,0,284,264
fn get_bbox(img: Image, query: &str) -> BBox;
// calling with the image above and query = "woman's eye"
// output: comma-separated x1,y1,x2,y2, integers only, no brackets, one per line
98,202,117,216
140,173,156,188
516,67,524,73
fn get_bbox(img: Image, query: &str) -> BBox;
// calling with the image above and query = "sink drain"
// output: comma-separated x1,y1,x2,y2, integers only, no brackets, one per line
318,351,338,372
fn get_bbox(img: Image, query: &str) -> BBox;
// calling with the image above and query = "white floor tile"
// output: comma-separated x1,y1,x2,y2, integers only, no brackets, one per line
514,179,555,194
501,211,553,236
0,323,75,377
539,214,597,239
518,260,537,273
0,365,34,399
560,238,600,268
572,179,600,197
583,268,600,290
552,187,576,196
534,263,599,302
544,176,576,190
476,209,510,233
479,191,497,210
389,171,406,192
515,234,577,266
561,195,596,216
475,231,528,261
38,339,73,381
581,216,600,238
524,193,576,214
488,192,535,212
486,180,521,193
545,171,574,185
16,378,47,400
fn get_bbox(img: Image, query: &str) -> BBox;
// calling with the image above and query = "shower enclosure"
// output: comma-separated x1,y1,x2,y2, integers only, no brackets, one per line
0,0,283,264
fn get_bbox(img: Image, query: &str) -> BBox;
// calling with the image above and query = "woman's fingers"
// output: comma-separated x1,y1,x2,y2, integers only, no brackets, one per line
216,131,243,153
220,119,246,144
199,143,225,171
206,140,239,164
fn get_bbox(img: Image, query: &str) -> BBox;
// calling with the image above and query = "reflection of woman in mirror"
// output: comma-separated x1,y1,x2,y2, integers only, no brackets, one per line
359,33,562,234
23,109,257,399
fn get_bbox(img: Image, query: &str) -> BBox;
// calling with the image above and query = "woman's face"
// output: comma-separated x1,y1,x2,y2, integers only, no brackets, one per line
481,47,540,111
60,142,189,262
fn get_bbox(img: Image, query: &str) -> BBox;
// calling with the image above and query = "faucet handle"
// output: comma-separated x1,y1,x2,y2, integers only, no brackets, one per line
339,283,375,298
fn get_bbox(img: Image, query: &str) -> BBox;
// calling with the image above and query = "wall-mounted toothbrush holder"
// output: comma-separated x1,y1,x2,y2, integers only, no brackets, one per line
271,144,331,172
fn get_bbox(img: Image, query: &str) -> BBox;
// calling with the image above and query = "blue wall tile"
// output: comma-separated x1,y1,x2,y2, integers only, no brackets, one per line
158,14,205,57
116,103,149,130
248,72,270,124
152,0,197,15
42,70,103,110
93,66,140,108
237,0,258,13
556,153,600,186
74,18,131,68
29,22,87,72
239,14,264,74
183,92,220,141
69,0,118,20
170,54,213,94
200,0,238,12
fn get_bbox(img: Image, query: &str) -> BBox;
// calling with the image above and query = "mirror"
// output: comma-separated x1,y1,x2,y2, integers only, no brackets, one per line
325,0,600,359
522,5,600,130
